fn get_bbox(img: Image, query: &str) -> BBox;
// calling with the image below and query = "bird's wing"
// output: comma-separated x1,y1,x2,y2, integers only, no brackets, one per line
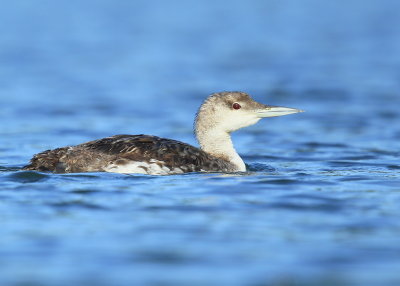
82,134,222,172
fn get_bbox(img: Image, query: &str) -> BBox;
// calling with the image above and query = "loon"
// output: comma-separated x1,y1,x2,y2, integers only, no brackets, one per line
23,91,303,175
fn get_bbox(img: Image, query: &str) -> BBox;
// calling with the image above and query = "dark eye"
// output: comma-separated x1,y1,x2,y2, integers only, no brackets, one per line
232,102,241,110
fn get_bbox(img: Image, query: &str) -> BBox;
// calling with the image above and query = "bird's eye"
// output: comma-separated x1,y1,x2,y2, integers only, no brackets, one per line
232,102,241,110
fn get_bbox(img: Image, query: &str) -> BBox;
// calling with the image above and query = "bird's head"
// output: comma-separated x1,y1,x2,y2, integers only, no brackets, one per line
195,91,303,134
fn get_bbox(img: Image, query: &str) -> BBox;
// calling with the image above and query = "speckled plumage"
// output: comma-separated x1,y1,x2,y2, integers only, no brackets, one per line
23,135,237,174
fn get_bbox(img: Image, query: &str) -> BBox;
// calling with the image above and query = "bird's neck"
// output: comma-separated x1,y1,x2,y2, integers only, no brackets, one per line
195,128,246,172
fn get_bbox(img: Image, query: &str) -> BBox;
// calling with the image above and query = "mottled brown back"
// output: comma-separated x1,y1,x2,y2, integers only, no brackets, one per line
23,135,236,173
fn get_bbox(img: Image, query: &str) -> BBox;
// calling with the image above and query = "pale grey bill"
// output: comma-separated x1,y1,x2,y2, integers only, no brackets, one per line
256,106,304,118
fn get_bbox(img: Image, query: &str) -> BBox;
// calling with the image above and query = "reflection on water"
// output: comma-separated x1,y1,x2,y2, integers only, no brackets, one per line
1,0,400,285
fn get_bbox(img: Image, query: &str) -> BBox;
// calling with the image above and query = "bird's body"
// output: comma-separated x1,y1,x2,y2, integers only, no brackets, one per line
23,92,303,175
24,134,236,175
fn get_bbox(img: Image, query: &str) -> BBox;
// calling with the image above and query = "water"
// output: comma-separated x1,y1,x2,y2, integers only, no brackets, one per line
1,1,400,285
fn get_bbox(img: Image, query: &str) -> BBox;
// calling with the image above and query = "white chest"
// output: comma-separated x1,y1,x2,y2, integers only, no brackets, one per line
104,159,185,175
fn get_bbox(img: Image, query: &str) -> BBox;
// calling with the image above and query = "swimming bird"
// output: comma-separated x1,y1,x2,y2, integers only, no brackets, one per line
23,91,303,175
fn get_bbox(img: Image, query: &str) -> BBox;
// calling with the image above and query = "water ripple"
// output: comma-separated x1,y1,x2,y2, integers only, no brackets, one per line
48,200,108,211
6,171,49,183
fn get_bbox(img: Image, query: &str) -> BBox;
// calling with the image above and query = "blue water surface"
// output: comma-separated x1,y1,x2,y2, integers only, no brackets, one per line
1,1,400,285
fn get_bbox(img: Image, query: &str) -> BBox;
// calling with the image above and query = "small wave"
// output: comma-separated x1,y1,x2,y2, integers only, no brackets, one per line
387,165,400,170
336,155,377,160
302,142,348,148
327,160,390,168
267,201,343,212
0,165,23,172
70,188,100,194
48,200,108,210
247,163,276,172
62,173,102,179
6,171,49,183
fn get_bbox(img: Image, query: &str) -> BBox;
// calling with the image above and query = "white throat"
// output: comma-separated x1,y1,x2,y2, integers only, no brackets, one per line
196,128,246,172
